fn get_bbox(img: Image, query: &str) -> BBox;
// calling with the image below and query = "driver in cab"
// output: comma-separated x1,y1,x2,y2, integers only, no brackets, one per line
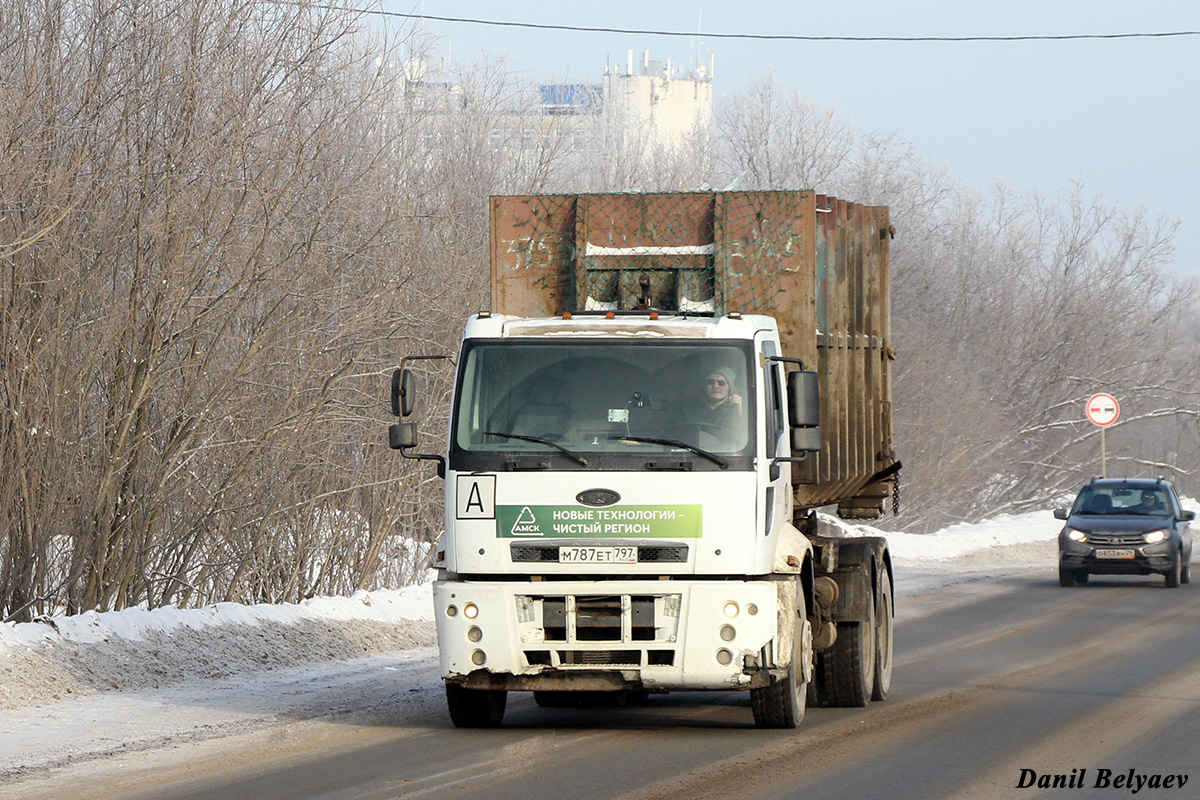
680,367,743,443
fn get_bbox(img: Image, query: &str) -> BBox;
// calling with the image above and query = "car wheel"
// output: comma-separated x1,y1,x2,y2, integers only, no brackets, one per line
1076,571,1089,584
1059,565,1077,587
1182,558,1191,585
1165,552,1181,589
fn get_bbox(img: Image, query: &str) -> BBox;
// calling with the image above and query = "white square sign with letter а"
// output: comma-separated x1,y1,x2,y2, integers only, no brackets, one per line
456,475,496,519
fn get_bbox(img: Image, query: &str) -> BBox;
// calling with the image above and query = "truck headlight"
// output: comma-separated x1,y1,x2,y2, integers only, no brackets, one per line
722,602,739,619
464,603,479,619
1066,529,1088,542
1144,530,1169,544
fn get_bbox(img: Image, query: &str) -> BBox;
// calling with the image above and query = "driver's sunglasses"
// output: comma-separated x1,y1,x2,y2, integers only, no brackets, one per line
706,378,728,386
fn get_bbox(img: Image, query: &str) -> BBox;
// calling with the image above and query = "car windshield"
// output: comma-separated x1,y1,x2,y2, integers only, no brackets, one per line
1072,486,1170,516
452,340,754,463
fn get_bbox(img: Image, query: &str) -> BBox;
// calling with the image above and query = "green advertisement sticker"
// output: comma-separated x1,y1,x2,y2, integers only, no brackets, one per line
496,505,702,539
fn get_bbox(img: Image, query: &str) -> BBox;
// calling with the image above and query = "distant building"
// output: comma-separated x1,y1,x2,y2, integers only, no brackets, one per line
397,50,713,153
605,49,714,149
537,50,713,149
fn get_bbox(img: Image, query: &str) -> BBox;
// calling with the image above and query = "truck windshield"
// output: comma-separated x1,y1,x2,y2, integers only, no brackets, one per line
452,340,754,468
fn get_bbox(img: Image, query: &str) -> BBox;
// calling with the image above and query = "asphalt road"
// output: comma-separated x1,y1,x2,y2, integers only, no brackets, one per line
59,567,1200,800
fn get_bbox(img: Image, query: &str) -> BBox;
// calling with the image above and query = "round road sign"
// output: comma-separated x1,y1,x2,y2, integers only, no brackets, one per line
1085,393,1120,427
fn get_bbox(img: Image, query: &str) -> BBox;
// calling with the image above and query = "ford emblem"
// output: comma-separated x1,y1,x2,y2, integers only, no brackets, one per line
576,488,621,507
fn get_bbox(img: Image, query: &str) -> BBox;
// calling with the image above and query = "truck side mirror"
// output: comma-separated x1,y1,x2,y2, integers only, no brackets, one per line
1053,508,1069,520
791,427,822,453
786,370,820,429
391,368,416,417
389,422,418,450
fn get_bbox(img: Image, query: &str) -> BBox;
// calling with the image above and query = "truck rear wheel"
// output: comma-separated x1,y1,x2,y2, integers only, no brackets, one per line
872,569,893,702
821,575,876,708
446,684,507,728
750,591,811,729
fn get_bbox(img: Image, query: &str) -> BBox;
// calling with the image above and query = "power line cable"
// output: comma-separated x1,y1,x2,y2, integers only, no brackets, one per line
300,5,1200,43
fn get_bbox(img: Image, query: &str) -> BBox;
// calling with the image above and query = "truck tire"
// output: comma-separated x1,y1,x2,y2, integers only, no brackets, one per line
872,569,893,702
446,684,507,728
807,654,827,707
750,590,811,729
821,573,876,708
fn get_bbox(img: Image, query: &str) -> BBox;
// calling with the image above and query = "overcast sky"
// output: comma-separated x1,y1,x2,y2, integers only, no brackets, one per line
383,1,1199,276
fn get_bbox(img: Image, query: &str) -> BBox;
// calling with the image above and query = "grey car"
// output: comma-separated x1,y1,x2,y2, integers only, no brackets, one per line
1055,478,1195,588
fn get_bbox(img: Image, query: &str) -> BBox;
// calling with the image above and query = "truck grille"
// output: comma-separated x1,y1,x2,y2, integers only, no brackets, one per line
516,593,681,646
510,544,688,563
523,649,675,667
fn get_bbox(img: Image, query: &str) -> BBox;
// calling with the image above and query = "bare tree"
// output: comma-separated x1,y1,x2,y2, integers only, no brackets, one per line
0,0,450,618
712,73,854,190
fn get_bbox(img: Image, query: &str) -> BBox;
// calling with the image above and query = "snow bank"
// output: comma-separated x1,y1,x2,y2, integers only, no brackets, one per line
0,585,433,650
824,510,1062,562
0,585,437,711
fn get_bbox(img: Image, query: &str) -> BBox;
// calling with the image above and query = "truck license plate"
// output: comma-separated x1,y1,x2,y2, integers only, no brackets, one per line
559,546,638,564
1095,548,1136,559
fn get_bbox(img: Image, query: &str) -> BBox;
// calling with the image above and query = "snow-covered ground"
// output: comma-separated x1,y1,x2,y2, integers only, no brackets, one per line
0,505,1169,795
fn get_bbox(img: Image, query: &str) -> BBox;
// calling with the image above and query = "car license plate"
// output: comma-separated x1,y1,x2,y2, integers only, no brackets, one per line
559,546,638,564
1095,548,1136,560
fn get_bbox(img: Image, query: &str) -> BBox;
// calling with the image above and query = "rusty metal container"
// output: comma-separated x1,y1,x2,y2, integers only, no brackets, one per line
490,191,896,519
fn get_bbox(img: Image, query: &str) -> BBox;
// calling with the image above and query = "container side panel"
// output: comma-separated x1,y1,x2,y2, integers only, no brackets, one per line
713,192,816,360
491,195,579,316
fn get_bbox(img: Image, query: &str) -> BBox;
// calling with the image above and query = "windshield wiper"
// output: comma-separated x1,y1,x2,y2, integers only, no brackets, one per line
608,435,728,469
483,431,588,466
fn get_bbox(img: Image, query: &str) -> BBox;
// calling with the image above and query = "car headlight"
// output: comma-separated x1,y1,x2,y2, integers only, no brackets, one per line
1143,530,1169,544
1066,528,1088,542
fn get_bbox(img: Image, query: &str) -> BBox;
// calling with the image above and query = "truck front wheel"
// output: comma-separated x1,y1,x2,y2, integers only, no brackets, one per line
750,591,812,729
446,684,507,728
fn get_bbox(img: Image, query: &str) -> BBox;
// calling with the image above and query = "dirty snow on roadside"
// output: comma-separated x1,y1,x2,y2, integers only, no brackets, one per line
2,503,1187,789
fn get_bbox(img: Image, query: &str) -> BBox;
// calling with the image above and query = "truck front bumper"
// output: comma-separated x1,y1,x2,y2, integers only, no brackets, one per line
434,579,789,692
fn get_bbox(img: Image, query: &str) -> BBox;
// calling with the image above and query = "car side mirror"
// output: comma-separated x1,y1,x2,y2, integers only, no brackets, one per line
1179,510,1196,522
1053,508,1069,520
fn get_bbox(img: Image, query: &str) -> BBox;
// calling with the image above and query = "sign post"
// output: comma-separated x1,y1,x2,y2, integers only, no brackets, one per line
1085,392,1120,477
